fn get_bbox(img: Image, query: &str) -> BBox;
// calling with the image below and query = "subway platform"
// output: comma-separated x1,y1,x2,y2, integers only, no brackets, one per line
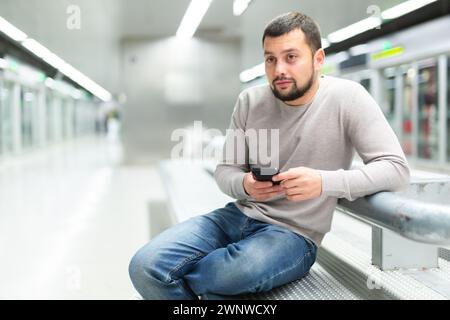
0,136,166,299
2,136,448,299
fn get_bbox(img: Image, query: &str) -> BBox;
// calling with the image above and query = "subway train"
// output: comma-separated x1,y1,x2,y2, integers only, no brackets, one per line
0,56,100,158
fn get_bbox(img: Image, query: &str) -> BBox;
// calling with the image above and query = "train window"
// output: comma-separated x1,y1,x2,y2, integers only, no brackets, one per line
0,81,14,155
53,96,62,142
46,90,54,143
61,99,67,140
72,100,77,138
20,88,37,149
417,62,438,161
0,82,2,156
447,57,450,162
402,67,414,156
360,78,371,93
381,69,396,130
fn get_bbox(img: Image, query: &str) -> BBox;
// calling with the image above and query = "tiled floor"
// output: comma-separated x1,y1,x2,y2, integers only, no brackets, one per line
0,136,167,299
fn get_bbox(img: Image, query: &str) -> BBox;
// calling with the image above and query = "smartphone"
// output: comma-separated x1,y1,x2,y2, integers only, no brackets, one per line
251,167,280,185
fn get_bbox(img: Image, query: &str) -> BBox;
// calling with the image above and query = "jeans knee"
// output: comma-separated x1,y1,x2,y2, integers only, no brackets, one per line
129,250,154,282
129,248,171,286
128,250,145,286
129,249,198,300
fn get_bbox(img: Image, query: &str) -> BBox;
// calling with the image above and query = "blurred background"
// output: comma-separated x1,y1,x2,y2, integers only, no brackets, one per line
0,0,449,299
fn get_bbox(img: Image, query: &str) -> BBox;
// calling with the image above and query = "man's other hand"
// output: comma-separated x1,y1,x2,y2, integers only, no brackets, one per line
272,167,322,202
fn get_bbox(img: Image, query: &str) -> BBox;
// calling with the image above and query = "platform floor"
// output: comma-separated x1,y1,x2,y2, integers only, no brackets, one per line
0,136,167,299
1,135,449,299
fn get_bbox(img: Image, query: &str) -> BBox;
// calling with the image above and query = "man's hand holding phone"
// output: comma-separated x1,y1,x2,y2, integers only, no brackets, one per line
243,168,285,201
243,166,323,202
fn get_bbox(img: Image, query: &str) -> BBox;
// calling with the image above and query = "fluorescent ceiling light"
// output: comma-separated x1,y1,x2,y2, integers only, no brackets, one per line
233,0,252,16
323,0,436,45
60,63,112,102
321,38,330,49
382,0,437,20
0,16,27,42
22,39,51,58
43,52,66,70
176,0,213,38
0,17,111,101
60,63,111,101
328,16,381,43
239,62,265,83
23,40,111,101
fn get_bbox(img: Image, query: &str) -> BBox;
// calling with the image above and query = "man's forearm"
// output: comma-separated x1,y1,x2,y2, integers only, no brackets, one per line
318,158,410,201
214,164,249,200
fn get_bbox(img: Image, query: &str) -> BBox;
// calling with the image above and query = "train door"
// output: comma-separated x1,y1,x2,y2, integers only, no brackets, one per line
0,79,14,156
380,67,398,133
20,87,38,150
52,94,63,142
447,56,450,164
400,64,415,157
360,78,371,93
417,58,439,161
46,89,54,143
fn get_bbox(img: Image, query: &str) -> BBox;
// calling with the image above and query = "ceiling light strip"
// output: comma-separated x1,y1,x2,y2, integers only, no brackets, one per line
176,0,213,38
0,15,111,101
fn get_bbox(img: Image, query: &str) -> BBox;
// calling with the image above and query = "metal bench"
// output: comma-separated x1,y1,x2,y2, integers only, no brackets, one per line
158,159,450,299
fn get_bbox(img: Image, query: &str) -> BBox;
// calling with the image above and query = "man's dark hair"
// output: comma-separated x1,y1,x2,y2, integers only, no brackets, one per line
262,12,322,53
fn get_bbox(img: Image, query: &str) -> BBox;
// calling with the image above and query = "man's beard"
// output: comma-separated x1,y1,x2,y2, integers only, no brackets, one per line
271,68,315,102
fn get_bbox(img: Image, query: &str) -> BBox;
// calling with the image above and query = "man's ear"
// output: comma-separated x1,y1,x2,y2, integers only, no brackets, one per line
313,48,325,71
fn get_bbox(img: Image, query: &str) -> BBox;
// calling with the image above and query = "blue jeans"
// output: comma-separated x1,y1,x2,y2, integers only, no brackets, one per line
129,202,317,300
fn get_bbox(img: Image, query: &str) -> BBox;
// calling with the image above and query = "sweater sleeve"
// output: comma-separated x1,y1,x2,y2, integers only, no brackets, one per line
318,83,410,201
214,92,251,200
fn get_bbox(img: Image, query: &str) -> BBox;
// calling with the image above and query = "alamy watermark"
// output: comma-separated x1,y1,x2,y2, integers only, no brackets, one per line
367,5,382,30
170,121,280,169
65,265,82,291
67,5,81,30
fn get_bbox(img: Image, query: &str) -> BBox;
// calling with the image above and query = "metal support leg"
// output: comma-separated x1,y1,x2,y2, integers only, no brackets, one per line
372,226,439,270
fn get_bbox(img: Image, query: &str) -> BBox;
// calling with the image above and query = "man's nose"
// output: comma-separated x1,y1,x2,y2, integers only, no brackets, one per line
274,61,287,77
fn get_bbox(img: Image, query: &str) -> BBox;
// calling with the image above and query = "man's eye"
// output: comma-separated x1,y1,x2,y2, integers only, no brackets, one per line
266,57,275,63
287,55,297,61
